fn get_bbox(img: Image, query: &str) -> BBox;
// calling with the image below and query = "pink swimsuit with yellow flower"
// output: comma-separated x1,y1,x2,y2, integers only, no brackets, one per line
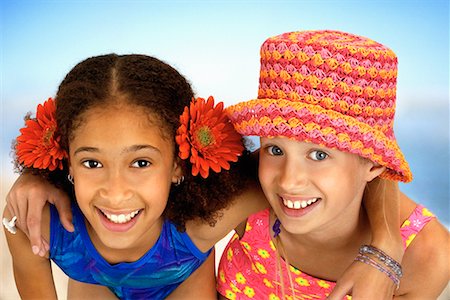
217,205,434,299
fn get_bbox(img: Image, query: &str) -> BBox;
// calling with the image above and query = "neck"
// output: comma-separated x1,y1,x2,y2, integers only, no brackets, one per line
86,217,164,264
280,204,371,250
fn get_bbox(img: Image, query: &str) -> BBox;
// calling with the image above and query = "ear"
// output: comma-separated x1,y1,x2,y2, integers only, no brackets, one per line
171,158,184,184
364,161,386,182
68,160,73,177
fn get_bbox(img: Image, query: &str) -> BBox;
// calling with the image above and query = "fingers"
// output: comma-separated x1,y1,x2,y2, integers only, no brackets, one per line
51,191,74,232
6,181,29,235
327,270,353,300
5,173,62,256
327,282,351,300
26,197,48,256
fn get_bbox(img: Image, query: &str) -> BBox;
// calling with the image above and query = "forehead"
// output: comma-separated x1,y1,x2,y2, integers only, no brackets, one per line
70,104,173,152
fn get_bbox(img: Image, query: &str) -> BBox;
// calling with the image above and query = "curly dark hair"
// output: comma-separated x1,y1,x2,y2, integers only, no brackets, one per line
21,54,255,231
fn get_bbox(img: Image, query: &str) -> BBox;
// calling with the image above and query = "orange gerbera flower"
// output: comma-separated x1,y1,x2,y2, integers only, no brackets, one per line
176,96,244,178
16,98,67,171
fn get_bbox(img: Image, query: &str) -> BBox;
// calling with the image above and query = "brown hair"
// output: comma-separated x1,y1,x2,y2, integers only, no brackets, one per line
37,54,254,230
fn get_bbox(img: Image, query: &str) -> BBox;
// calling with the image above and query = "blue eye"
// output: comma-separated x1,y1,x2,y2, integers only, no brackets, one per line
131,160,151,168
267,145,283,156
309,150,328,161
82,160,103,168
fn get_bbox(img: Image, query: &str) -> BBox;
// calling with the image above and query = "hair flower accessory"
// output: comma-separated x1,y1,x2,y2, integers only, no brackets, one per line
176,96,244,178
16,97,67,171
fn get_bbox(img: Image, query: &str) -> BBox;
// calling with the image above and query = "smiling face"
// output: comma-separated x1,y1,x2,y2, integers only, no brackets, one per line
68,102,181,260
259,136,384,237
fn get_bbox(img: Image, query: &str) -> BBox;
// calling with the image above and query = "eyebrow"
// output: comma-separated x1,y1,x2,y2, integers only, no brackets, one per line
73,145,161,156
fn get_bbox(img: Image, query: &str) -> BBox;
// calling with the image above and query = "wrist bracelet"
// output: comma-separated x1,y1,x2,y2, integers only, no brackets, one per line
355,253,400,290
359,244,403,278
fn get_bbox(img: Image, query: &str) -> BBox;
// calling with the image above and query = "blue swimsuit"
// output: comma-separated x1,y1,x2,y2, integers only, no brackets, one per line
49,203,212,299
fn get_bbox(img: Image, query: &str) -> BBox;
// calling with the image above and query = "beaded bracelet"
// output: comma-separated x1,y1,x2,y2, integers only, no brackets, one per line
359,244,403,278
355,253,400,289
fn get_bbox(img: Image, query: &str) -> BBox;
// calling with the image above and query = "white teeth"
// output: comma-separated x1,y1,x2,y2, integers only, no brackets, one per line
103,209,140,224
282,197,319,210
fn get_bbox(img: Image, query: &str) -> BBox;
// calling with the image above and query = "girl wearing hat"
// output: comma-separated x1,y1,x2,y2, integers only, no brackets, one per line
218,30,449,299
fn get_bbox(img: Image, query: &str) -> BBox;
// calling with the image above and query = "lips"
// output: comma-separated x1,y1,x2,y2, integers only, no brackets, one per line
278,195,321,217
96,207,142,232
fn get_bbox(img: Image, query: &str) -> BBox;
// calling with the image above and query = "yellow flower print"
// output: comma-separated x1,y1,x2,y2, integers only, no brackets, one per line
255,262,267,274
245,223,252,231
227,248,233,261
401,219,411,227
243,286,255,298
258,248,270,259
289,265,301,275
236,272,247,284
264,278,274,288
241,241,251,251
269,293,280,300
317,280,330,289
269,240,276,251
230,283,240,293
422,207,434,217
219,270,226,283
225,290,237,300
295,276,310,286
405,233,416,247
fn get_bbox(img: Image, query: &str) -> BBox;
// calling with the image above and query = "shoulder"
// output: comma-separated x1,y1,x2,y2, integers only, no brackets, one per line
397,195,449,297
185,181,268,252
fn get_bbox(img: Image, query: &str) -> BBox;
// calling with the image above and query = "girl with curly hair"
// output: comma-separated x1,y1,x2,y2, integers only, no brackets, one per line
4,53,264,299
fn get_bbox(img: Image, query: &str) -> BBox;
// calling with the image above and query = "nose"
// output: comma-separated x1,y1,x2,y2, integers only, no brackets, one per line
99,169,133,204
278,157,308,192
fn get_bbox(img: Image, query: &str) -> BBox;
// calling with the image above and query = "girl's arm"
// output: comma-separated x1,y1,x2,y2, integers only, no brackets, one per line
329,178,404,299
3,204,57,299
6,172,73,256
393,193,449,299
186,178,269,252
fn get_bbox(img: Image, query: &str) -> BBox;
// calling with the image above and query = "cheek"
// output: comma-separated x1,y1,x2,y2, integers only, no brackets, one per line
258,156,274,187
320,166,366,199
73,177,93,205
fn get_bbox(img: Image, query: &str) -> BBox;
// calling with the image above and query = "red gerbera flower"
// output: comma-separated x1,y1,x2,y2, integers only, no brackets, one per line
16,98,68,171
176,96,244,178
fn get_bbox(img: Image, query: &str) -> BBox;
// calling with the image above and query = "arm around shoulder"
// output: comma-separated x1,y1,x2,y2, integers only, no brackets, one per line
395,208,450,299
186,178,268,252
3,204,58,299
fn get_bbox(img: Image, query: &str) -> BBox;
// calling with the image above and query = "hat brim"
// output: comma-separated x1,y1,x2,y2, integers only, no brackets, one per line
227,99,412,182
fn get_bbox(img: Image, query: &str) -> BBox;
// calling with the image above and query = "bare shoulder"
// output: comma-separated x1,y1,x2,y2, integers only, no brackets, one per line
186,179,268,252
396,194,450,298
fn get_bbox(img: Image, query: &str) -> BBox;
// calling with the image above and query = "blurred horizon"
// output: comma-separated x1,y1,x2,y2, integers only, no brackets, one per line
1,1,448,225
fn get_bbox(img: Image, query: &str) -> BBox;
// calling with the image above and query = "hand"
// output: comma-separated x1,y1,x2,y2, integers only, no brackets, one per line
328,259,396,299
5,172,73,256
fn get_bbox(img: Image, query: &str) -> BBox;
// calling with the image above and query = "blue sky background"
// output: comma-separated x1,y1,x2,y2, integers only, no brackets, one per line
1,0,449,226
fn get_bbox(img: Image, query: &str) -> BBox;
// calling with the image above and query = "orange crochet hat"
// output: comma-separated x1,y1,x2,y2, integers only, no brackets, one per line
227,30,412,182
